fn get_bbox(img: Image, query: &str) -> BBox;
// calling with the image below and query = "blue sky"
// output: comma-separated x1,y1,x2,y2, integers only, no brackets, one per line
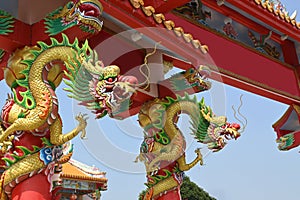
282,1,300,21
0,1,300,200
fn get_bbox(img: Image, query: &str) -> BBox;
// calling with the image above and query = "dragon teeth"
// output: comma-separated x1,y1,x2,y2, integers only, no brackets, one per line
29,171,35,177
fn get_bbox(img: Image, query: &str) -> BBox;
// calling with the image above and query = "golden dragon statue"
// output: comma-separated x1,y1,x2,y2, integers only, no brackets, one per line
0,0,138,199
0,35,136,200
62,51,243,200
0,36,89,200
0,1,244,199
134,67,242,200
0,35,136,199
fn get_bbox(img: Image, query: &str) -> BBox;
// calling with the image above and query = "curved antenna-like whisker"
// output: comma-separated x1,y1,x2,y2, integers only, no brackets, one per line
232,95,247,133
237,95,247,132
128,42,161,90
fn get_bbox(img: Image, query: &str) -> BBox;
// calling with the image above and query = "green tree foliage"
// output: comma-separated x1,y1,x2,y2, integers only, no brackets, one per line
180,176,216,200
138,175,216,200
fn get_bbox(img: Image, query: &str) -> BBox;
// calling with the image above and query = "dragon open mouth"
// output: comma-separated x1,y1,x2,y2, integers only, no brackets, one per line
207,122,241,152
197,65,211,90
77,2,104,31
221,123,241,140
97,76,118,95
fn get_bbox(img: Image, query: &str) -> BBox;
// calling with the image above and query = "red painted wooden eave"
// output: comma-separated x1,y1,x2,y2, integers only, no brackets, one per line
225,0,300,42
143,0,190,13
100,0,209,65
201,0,283,44
0,20,31,53
97,0,300,105
165,13,300,105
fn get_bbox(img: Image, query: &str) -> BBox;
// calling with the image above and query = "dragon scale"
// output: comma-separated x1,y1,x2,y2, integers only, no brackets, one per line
0,36,90,199
137,93,241,200
146,100,201,170
0,1,106,199
0,45,84,144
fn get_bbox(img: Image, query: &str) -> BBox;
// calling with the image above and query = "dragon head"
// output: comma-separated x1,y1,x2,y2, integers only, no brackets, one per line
198,100,241,152
207,116,241,152
276,133,295,151
45,0,103,36
196,65,211,89
65,50,138,119
169,65,211,93
185,66,211,88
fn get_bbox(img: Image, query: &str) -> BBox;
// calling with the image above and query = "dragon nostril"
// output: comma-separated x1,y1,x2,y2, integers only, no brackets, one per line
232,123,240,130
27,99,32,106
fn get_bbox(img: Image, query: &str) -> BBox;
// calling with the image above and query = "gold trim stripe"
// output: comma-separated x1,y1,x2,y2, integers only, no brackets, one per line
216,66,300,103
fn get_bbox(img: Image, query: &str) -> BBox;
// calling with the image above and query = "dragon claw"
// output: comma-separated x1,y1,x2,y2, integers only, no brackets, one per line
0,141,12,153
75,113,88,139
0,135,15,153
114,82,135,94
194,148,203,165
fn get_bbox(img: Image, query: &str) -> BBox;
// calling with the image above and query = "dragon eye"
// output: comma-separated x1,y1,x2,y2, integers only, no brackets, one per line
67,1,75,9
106,77,117,82
189,68,195,73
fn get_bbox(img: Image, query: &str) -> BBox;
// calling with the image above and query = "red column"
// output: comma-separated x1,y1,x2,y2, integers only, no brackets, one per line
11,173,52,200
281,39,299,66
156,188,181,200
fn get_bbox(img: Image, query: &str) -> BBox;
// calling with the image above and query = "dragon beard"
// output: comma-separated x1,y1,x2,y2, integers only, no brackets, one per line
89,78,135,118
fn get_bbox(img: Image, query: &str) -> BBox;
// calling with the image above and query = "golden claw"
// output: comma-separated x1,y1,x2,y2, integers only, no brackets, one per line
134,153,144,163
0,135,14,153
195,148,203,166
0,142,11,153
0,124,4,135
80,129,87,140
114,82,136,93
75,113,88,139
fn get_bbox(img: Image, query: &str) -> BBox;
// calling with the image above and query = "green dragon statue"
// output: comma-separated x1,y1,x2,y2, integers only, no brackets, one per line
0,10,14,35
0,0,137,199
276,133,295,151
136,94,241,200
0,35,90,199
44,0,103,36
164,66,211,92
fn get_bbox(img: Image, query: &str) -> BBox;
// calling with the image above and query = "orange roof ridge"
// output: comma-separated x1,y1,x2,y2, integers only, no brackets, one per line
61,161,108,184
68,159,106,176
129,0,209,54
253,0,300,29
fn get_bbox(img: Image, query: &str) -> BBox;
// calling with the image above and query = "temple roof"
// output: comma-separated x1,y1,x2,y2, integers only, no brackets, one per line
273,104,300,137
272,104,300,150
61,159,108,190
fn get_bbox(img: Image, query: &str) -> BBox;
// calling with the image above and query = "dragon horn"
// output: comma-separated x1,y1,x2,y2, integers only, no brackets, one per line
94,50,99,62
93,50,106,75
280,137,288,142
7,93,13,100
83,51,105,76
201,109,212,122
